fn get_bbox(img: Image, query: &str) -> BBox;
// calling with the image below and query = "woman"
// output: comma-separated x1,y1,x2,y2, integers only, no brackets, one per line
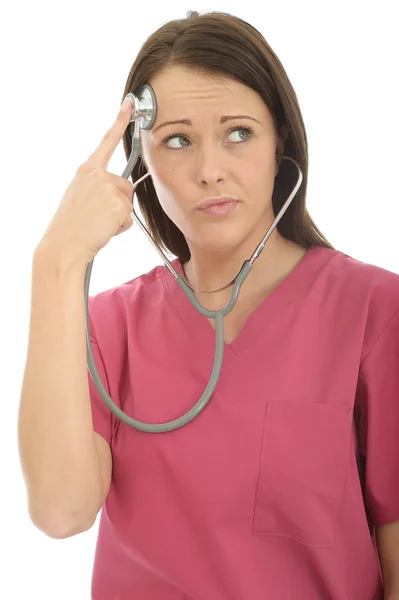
18,10,399,600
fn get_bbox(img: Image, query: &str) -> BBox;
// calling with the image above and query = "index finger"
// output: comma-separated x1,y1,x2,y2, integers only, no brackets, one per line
85,96,133,170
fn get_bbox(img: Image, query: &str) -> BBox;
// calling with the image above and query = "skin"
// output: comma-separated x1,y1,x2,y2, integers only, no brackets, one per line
140,64,306,314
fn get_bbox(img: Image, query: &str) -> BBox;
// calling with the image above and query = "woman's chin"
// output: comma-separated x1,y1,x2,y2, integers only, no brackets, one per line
189,236,243,255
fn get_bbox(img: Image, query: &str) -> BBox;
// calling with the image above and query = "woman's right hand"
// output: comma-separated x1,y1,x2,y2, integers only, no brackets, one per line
37,96,137,266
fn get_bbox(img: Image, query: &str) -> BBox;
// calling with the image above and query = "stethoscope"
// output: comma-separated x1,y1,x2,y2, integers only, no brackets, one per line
84,84,303,433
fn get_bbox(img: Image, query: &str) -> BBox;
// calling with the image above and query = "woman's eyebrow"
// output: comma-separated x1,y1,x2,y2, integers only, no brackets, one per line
152,115,261,134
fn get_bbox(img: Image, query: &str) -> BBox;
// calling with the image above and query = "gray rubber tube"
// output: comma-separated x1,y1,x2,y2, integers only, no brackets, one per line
83,115,255,432
84,256,253,432
83,101,303,432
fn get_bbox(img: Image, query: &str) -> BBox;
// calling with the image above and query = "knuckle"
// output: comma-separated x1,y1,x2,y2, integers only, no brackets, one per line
111,189,126,209
77,164,104,180
122,179,133,195
91,168,107,181
76,163,90,176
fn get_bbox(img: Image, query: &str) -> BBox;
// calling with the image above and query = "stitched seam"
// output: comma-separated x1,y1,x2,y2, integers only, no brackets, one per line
360,305,399,368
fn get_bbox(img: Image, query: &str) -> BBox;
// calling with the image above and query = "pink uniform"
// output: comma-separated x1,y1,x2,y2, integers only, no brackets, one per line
87,245,399,599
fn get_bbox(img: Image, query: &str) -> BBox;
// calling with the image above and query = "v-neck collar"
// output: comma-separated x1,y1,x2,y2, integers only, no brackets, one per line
162,245,333,358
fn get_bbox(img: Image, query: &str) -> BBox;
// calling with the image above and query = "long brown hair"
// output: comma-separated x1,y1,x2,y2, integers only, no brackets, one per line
121,10,335,264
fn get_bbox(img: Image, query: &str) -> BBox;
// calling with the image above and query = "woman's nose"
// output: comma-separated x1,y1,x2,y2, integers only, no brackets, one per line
195,142,229,185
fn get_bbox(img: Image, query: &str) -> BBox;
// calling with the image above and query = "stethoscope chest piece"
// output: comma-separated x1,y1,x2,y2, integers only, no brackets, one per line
125,85,157,130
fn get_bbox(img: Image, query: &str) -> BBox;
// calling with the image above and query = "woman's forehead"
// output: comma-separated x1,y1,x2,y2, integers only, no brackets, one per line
150,65,254,99
148,66,272,127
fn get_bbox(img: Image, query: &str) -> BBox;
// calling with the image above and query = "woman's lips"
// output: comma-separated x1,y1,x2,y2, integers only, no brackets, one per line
196,201,239,216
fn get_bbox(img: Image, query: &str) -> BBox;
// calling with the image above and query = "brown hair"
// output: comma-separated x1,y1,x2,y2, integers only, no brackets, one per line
121,10,335,264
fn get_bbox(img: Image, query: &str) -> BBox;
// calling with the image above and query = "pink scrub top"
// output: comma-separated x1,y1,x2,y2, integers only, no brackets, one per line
87,245,399,600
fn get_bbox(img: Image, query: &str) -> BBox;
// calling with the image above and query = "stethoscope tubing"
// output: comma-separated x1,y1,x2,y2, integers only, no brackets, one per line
84,90,303,432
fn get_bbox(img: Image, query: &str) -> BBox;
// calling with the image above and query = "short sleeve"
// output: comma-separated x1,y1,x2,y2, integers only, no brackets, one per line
86,304,113,447
355,307,399,527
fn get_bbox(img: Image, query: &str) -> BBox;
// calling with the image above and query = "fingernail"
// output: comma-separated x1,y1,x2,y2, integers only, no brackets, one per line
122,96,133,111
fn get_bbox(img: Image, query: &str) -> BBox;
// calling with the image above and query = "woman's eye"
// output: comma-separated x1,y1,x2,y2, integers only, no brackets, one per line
228,128,252,143
162,126,254,149
164,135,190,149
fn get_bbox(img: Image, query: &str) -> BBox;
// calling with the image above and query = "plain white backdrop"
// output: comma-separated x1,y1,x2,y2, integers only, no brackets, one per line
1,0,398,598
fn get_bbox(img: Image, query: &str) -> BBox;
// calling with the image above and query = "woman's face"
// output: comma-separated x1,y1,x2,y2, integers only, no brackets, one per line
140,64,283,256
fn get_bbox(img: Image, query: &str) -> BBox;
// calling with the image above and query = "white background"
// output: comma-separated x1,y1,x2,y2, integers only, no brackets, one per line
1,0,398,598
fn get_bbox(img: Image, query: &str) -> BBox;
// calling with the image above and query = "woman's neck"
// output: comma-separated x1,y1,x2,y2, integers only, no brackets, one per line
182,233,303,311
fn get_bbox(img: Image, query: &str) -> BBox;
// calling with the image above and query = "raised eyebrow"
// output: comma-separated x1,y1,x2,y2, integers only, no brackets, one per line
152,115,261,134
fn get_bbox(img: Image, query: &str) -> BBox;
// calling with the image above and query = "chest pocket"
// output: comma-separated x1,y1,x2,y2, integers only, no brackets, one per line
253,401,353,547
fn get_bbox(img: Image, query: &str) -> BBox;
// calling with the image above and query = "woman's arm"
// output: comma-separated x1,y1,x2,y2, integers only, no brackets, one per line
376,520,399,597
